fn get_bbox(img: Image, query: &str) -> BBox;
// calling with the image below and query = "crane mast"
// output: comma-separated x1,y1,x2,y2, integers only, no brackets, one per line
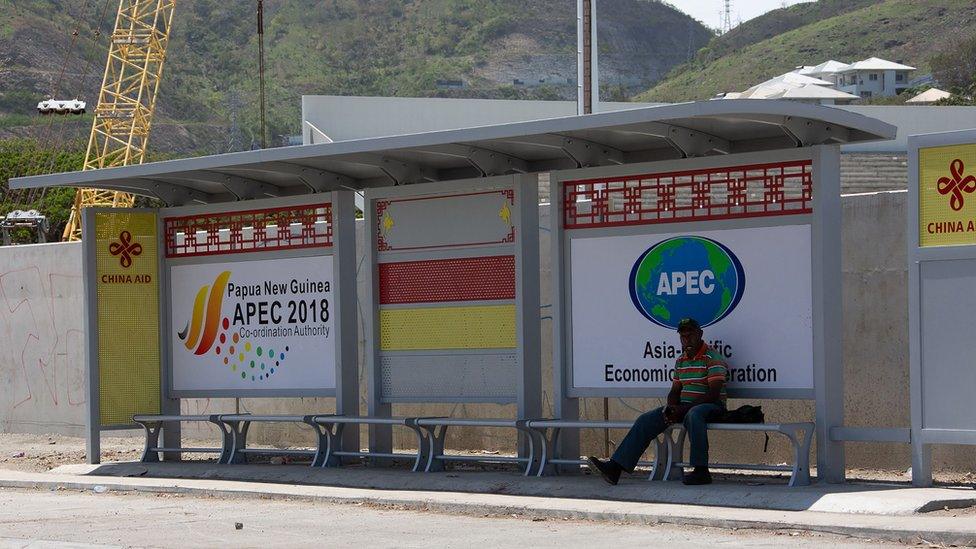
62,0,176,242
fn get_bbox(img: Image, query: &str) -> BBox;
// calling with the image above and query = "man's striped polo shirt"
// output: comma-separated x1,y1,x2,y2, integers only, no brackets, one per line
676,344,729,404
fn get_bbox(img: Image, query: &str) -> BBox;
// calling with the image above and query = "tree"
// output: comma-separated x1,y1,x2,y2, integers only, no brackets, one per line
929,34,976,93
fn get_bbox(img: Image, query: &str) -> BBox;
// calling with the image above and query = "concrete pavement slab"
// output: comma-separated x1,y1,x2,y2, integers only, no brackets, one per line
0,466,973,545
49,461,976,515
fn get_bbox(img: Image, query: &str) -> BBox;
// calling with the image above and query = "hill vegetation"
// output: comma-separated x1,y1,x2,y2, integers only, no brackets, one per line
0,0,711,149
637,0,976,102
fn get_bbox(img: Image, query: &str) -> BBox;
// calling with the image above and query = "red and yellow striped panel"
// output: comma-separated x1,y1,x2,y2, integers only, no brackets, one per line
379,255,515,304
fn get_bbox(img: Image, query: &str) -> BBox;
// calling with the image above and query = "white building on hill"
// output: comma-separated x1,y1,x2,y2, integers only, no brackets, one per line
716,69,858,105
722,56,917,104
835,57,915,98
797,60,852,87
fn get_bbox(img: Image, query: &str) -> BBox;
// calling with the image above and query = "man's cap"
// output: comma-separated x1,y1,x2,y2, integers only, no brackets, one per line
676,318,701,332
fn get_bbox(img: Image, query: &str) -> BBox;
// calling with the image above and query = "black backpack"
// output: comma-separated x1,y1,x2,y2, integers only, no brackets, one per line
718,404,765,424
717,405,769,452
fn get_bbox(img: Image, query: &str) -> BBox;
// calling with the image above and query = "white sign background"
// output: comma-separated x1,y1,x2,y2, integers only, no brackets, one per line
570,225,813,390
170,255,335,392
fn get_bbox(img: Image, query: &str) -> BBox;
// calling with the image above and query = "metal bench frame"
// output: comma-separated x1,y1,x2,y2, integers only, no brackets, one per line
414,418,540,476
664,422,815,487
133,414,232,463
312,416,432,471
525,419,666,479
219,414,331,466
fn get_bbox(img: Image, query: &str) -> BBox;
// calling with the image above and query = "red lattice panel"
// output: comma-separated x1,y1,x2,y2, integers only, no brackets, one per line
164,203,333,258
563,160,813,229
379,255,516,304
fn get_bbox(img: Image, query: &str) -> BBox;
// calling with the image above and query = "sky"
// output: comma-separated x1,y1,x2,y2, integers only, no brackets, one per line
665,0,812,30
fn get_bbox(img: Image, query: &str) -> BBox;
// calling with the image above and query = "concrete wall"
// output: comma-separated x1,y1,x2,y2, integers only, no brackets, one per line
837,106,976,153
300,96,666,144
3,194,975,473
0,242,86,436
301,95,976,155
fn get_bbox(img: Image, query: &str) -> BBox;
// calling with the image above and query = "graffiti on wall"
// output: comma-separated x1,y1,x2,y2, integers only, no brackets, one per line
0,253,86,434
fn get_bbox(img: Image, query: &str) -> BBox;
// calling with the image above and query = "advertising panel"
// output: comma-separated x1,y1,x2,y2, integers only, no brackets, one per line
95,212,161,425
919,143,976,247
170,255,335,392
570,225,813,391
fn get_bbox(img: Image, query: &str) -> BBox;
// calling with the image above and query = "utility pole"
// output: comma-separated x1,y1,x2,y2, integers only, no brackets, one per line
257,0,268,148
577,0,598,115
722,0,733,34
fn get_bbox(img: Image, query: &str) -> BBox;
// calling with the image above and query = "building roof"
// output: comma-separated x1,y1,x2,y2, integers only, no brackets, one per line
762,72,835,87
9,100,896,206
841,57,916,72
798,60,852,76
905,88,953,104
769,85,860,101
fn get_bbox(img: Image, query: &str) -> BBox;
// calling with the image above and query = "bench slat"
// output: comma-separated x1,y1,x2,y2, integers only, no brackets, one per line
332,451,418,459
149,447,222,453
221,415,311,423
670,461,793,472
133,415,216,422
236,448,316,456
436,455,528,463
416,418,521,427
314,416,415,425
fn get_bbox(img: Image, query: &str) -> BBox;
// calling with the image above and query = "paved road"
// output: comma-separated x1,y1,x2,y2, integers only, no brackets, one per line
0,487,901,548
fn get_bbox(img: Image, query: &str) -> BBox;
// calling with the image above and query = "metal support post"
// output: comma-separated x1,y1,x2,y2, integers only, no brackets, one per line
365,193,393,456
333,191,361,457
550,182,581,471
82,208,100,465
516,173,543,459
577,0,598,115
811,145,846,483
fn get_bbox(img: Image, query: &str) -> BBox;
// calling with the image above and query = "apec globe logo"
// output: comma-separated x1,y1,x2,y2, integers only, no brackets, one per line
629,236,745,329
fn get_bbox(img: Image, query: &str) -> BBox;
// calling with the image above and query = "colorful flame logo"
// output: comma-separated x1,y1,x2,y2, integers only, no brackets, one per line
178,271,231,355
177,271,288,383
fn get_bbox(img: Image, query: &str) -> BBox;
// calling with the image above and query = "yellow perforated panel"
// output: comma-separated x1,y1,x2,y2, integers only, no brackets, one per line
919,143,976,247
380,305,517,350
95,212,161,426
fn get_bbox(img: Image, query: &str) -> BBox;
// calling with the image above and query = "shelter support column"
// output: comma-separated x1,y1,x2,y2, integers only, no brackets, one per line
334,191,361,453
366,194,392,455
516,173,543,449
159,213,181,461
811,145,845,483
550,179,580,468
82,208,100,464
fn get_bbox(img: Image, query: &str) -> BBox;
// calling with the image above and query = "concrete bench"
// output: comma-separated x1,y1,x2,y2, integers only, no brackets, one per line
219,414,330,466
525,419,666,479
132,414,232,463
312,416,431,471
664,422,815,487
414,418,540,476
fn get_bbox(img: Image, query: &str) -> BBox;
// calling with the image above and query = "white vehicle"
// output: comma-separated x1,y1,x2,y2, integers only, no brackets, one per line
36,99,86,115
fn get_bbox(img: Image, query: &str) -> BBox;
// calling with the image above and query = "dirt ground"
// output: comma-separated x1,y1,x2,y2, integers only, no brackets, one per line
0,432,973,490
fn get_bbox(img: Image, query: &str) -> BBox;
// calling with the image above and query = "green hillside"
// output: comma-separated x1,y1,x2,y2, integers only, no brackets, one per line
636,0,976,102
0,0,711,151
691,0,880,65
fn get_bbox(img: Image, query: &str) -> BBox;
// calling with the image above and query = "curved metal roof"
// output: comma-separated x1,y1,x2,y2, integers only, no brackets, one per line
10,100,896,206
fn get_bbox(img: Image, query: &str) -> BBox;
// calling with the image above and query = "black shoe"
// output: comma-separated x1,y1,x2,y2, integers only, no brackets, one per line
682,467,712,485
586,456,621,486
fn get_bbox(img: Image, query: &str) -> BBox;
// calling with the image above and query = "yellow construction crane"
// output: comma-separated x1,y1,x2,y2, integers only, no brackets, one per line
62,0,176,242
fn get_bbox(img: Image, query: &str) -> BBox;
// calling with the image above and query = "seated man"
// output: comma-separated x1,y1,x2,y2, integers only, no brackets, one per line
588,317,728,486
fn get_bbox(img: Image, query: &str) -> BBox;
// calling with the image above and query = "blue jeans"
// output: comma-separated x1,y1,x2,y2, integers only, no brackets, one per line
611,403,725,471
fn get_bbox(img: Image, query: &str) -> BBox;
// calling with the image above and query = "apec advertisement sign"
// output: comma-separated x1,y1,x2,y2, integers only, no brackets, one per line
170,255,335,393
570,225,813,391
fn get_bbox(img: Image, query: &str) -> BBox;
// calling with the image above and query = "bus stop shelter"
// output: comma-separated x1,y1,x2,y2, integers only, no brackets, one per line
11,100,896,482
